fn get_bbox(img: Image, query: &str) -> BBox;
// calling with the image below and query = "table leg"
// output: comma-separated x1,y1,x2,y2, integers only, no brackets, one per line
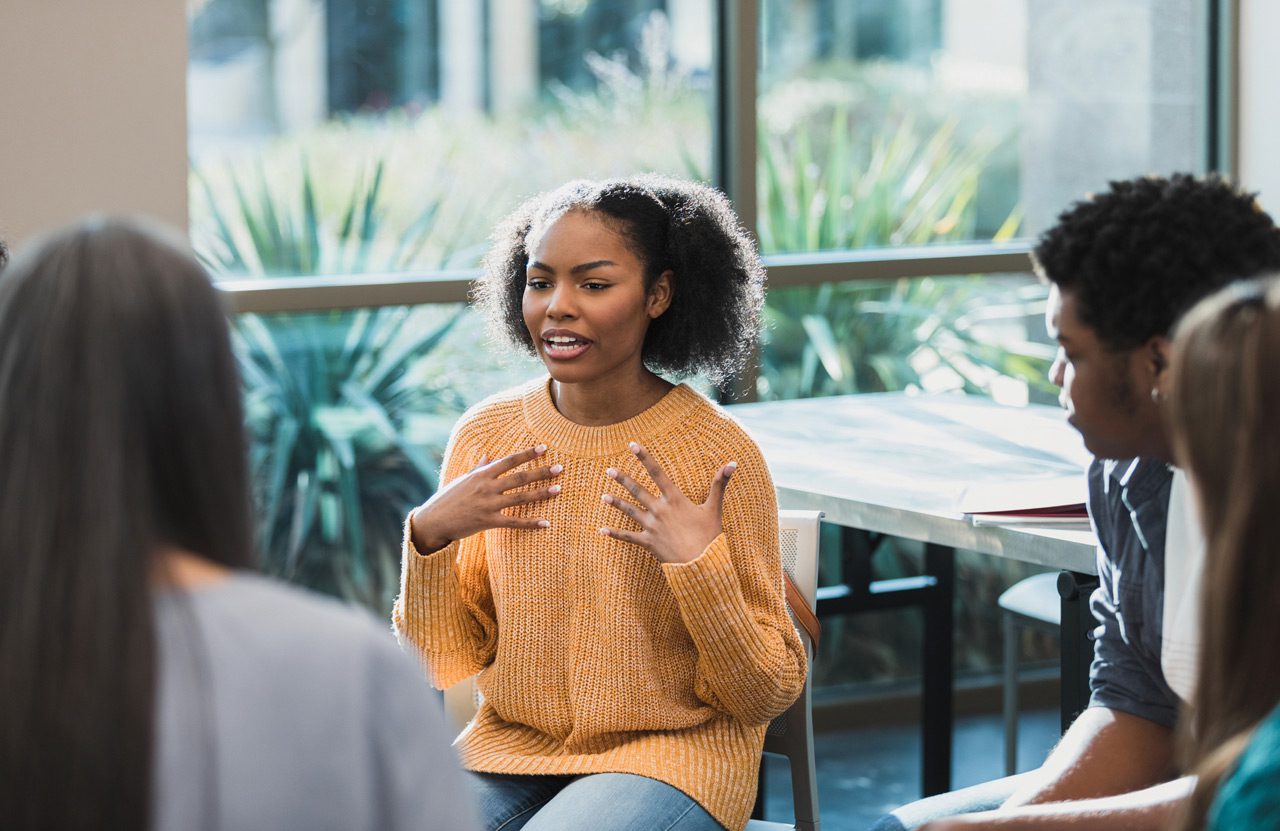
1057,570,1099,733
816,530,955,796
921,543,955,796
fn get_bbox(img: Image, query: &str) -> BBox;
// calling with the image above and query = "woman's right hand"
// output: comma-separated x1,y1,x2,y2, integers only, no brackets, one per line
409,444,563,554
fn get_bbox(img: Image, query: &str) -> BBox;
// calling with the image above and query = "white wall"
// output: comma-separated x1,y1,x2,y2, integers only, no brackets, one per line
0,1,189,249
1238,0,1280,211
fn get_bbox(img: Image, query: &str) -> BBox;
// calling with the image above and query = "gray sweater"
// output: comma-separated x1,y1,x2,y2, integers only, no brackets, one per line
152,571,478,831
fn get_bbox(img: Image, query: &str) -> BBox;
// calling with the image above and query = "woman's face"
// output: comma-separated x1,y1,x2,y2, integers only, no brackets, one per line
522,210,670,388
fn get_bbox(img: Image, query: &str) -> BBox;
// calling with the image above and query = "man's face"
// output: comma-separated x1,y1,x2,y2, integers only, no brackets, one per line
1045,284,1168,460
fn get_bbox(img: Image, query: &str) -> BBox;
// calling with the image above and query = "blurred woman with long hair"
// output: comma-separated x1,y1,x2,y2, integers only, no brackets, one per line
1169,277,1280,830
0,218,477,831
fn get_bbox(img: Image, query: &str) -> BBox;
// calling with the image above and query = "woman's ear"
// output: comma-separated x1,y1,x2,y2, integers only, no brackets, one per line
647,270,674,319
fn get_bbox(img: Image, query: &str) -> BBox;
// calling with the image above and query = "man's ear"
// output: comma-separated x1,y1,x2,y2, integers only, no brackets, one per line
1149,335,1171,373
1149,335,1173,399
647,270,674,319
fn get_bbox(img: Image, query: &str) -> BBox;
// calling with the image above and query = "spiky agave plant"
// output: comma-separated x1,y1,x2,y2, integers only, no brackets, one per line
192,155,470,611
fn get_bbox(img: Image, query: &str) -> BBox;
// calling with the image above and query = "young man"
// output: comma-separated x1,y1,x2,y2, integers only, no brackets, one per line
873,174,1280,831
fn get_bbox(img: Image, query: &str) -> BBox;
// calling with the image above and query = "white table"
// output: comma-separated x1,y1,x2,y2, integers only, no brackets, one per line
729,391,1096,571
728,392,1099,795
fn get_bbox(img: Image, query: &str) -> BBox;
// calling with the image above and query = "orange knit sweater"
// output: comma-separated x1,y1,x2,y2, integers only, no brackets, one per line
393,379,807,831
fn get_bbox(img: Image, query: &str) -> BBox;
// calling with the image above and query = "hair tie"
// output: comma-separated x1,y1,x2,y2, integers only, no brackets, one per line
1229,280,1268,309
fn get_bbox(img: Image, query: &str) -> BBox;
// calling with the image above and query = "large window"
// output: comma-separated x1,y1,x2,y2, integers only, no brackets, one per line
188,0,1219,649
752,0,1211,406
189,0,715,609
189,0,713,278
756,0,1209,255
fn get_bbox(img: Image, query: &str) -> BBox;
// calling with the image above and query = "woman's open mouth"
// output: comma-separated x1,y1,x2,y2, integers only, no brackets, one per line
542,334,592,360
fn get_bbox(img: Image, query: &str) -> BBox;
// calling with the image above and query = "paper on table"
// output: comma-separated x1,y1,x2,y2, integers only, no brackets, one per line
969,511,1091,527
958,473,1087,517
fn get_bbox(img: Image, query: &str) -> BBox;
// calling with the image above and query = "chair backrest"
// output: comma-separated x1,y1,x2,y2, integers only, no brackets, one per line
443,669,484,734
758,509,822,831
442,509,824,831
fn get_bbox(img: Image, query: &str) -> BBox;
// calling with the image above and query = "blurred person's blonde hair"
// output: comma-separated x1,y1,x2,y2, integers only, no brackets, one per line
1168,276,1280,830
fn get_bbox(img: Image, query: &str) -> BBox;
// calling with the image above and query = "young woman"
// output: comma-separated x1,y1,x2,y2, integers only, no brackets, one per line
394,176,806,831
0,219,477,831
1169,277,1280,831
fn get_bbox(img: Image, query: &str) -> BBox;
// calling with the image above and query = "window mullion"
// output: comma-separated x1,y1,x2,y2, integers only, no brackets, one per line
715,0,762,402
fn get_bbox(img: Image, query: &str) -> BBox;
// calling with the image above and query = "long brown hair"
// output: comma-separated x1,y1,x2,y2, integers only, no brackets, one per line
0,218,253,829
1168,277,1280,830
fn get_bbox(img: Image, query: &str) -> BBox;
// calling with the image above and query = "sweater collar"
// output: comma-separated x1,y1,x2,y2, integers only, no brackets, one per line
521,377,702,458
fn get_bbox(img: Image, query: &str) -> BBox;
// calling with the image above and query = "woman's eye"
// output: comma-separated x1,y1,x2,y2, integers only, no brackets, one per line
525,279,550,289
583,282,610,290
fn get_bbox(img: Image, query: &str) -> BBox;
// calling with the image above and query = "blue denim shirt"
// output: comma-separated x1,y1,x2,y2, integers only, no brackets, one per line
1086,457,1180,729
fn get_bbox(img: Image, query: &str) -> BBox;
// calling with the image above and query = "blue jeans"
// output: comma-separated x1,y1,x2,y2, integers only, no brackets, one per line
468,771,724,831
867,772,1037,830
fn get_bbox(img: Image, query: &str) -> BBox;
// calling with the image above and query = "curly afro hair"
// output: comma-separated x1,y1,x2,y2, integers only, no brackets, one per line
473,175,765,386
1032,173,1280,351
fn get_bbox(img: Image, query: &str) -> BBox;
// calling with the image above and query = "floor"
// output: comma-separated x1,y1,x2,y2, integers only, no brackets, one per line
761,708,1060,830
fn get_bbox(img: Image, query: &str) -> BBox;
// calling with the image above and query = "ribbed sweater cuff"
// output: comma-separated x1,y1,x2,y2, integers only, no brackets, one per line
400,534,474,655
662,534,766,656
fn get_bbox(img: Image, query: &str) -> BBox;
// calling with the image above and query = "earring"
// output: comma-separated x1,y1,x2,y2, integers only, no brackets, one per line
1151,387,1164,404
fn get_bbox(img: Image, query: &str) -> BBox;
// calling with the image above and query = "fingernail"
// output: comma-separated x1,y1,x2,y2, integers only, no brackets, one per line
550,464,564,474
598,527,609,536
606,467,618,478
727,461,738,471
601,493,613,503
628,442,640,453
535,444,547,454
537,519,550,528
548,485,562,495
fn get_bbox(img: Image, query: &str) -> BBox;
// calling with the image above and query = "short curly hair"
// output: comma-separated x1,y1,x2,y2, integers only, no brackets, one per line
474,175,765,386
1032,173,1280,351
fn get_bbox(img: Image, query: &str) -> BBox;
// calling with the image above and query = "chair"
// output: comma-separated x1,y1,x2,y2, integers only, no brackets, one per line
442,665,484,734
747,509,822,831
442,510,824,831
998,571,1061,775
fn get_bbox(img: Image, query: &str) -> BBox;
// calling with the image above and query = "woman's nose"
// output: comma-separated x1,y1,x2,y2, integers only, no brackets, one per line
546,287,576,319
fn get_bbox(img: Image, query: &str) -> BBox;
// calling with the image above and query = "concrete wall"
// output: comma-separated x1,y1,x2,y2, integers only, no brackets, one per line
1238,0,1280,212
1022,0,1205,234
0,1,189,248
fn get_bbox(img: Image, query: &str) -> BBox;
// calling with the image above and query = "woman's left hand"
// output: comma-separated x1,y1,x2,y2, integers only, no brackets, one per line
600,441,737,564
